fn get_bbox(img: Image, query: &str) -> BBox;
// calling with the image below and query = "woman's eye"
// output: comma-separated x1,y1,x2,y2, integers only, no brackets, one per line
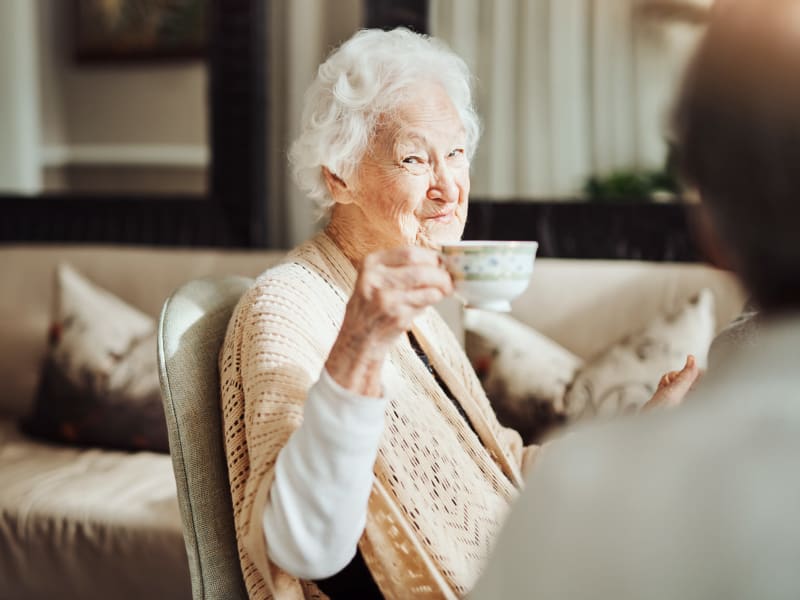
448,148,466,158
402,156,423,164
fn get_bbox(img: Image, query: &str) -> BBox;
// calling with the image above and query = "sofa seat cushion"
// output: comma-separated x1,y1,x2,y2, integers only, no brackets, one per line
0,419,190,600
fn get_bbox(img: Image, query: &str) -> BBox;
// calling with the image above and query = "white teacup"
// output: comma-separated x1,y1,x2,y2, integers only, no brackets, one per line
440,241,538,312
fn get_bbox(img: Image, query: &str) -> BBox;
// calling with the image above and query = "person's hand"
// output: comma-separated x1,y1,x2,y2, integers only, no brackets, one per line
325,246,453,395
642,355,702,411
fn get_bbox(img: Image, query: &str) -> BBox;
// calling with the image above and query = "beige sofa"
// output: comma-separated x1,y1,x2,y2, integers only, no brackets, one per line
0,243,746,600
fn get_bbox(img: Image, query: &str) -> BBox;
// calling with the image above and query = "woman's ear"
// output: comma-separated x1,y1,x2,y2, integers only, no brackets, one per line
322,167,354,205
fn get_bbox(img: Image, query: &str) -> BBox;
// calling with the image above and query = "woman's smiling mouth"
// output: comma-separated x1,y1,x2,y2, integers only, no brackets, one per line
427,210,456,223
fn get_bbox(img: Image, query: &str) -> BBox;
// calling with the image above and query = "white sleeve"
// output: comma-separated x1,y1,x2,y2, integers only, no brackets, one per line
262,368,387,580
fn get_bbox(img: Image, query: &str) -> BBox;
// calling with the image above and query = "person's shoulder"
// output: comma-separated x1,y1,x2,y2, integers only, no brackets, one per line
245,246,330,301
249,235,347,295
532,411,667,486
253,256,317,288
223,256,324,341
530,366,800,508
475,400,800,600
527,396,730,502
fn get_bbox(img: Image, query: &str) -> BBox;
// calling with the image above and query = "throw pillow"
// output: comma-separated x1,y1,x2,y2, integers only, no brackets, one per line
563,288,716,421
707,301,760,370
464,309,584,444
22,263,169,453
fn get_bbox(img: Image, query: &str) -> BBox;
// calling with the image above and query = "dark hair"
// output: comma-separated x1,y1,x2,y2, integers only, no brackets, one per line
673,0,800,312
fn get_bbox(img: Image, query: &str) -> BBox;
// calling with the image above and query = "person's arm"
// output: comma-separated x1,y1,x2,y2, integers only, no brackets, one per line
262,245,454,579
263,369,387,579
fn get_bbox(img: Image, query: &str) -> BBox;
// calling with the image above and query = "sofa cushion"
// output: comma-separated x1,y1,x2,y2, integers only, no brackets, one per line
564,288,716,421
506,259,745,360
22,264,168,453
707,302,760,370
0,244,286,419
0,418,190,600
464,309,583,443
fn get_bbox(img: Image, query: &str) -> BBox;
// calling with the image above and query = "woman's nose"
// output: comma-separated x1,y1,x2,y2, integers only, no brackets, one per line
427,162,459,203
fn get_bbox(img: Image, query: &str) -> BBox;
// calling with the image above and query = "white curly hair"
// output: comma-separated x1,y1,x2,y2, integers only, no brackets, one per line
288,27,480,214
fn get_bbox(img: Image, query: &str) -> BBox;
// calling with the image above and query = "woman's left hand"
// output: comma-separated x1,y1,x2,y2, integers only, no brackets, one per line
642,355,702,411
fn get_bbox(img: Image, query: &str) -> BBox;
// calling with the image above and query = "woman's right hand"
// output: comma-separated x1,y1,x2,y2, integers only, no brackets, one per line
325,246,454,396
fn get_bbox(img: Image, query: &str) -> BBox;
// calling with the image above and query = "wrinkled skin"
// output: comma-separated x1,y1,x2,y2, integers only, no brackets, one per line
323,84,470,395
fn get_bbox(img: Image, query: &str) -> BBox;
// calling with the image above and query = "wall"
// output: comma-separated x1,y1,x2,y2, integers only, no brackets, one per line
2,0,362,224
37,0,208,194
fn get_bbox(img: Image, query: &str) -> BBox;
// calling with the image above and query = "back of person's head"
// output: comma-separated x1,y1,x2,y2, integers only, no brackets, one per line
673,0,800,312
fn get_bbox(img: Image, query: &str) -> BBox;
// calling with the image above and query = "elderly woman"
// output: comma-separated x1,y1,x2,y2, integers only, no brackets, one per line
220,28,536,599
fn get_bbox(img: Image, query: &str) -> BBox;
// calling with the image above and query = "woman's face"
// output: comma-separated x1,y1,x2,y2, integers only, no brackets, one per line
346,84,470,250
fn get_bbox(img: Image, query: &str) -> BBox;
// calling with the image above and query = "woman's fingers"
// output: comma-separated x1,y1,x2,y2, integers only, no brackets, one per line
645,354,702,410
657,355,699,390
669,356,700,393
402,286,447,308
381,264,453,294
659,372,675,389
368,246,442,268
329,246,456,394
346,246,455,342
361,247,454,300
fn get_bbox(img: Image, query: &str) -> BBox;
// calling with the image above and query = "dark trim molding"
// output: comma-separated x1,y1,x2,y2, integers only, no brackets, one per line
209,0,268,247
1,194,701,260
462,201,701,262
365,0,429,33
1,194,231,247
1,0,268,249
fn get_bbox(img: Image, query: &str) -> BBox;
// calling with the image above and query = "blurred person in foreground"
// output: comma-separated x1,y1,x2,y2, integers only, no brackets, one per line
472,1,800,598
219,28,540,599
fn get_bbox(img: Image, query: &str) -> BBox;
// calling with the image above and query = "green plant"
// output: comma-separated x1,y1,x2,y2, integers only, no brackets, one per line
583,168,680,202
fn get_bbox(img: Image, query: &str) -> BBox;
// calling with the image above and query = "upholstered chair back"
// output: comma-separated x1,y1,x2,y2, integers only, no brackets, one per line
157,276,252,600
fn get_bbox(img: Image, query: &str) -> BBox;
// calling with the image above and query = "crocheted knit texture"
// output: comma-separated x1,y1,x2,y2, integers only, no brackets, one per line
220,232,533,599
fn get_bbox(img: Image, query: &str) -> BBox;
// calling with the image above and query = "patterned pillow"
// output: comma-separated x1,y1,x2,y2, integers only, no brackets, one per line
22,264,169,453
707,301,760,370
564,288,716,421
464,309,584,444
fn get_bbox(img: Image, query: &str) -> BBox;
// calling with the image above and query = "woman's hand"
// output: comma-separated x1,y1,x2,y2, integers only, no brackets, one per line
325,246,453,396
642,355,702,411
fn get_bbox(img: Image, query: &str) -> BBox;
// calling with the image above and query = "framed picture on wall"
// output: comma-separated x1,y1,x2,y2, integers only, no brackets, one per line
74,0,208,61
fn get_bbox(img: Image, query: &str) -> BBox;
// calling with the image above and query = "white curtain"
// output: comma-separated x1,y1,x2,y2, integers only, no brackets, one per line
266,0,363,247
0,0,41,193
431,0,707,199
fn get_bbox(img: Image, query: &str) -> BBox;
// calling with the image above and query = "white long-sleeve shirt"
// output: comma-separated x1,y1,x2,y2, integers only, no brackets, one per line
262,369,387,580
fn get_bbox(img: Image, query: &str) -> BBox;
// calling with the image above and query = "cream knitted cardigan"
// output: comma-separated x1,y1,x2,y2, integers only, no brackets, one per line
220,232,536,599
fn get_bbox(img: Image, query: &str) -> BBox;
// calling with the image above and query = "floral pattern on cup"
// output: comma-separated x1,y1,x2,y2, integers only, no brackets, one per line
440,241,538,312
441,243,537,281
